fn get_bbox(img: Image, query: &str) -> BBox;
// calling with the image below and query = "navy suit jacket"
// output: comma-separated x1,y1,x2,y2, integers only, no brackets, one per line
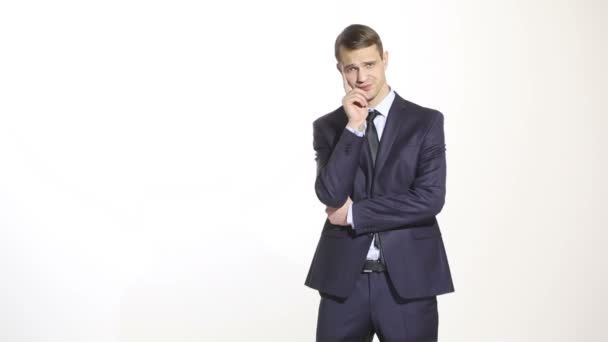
305,93,454,299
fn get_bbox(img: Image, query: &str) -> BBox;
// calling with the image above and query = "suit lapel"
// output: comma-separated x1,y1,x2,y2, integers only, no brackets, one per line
374,95,407,176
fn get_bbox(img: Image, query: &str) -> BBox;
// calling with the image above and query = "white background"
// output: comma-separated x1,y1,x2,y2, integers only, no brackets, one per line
1,0,607,341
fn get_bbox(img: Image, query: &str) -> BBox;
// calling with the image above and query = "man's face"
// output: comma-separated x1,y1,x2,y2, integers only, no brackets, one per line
337,44,389,106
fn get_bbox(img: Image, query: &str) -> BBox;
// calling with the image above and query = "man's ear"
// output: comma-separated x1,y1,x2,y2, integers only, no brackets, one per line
383,51,389,69
336,63,342,73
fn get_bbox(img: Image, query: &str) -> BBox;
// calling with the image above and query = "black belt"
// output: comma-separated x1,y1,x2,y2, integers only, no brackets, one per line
362,259,386,273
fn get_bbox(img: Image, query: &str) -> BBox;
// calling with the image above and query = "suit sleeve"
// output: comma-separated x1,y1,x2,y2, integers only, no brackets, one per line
351,111,446,234
313,119,365,208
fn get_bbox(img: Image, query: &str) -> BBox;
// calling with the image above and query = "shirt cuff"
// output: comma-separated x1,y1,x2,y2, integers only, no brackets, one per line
347,202,355,228
345,123,366,137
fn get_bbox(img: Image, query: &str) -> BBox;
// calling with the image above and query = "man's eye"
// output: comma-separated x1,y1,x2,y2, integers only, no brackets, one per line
346,67,356,73
365,63,375,68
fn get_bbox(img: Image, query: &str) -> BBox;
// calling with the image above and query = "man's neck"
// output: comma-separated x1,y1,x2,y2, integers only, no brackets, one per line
368,84,391,108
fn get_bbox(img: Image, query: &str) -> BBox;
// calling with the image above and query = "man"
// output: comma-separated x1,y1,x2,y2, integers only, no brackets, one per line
305,24,454,342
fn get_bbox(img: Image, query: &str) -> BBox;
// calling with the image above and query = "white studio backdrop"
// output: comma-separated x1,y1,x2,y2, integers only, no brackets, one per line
1,0,607,341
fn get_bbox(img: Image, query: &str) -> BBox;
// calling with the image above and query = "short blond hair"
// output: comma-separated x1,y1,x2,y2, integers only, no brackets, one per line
334,24,384,62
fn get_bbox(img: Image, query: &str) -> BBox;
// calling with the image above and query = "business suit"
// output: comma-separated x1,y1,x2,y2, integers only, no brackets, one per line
305,92,454,340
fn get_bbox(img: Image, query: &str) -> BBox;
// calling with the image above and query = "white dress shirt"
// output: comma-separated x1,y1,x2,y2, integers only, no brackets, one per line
344,89,395,260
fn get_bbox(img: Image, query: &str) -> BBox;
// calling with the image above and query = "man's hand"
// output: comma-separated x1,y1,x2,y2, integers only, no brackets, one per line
325,197,353,226
341,73,368,131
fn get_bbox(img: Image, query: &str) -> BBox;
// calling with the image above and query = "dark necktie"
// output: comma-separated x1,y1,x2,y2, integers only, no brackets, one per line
366,109,381,167
366,110,382,255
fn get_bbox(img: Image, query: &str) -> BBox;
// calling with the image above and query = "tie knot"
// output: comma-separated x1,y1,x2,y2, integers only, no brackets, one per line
367,109,380,123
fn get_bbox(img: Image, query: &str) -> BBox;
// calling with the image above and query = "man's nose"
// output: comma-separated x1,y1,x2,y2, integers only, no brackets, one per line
356,69,368,83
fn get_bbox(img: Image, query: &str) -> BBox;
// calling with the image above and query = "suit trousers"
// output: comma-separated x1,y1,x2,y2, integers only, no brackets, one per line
316,271,438,342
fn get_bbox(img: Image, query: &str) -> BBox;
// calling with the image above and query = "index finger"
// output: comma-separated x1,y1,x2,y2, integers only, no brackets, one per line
341,72,352,93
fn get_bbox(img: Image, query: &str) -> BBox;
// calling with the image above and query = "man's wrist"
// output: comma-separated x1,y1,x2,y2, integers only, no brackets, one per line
347,120,366,132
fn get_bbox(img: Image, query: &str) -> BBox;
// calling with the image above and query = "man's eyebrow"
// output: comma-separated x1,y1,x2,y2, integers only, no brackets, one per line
344,60,377,68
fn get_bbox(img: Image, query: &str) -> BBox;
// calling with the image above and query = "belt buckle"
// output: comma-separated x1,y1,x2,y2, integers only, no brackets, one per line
363,259,377,273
